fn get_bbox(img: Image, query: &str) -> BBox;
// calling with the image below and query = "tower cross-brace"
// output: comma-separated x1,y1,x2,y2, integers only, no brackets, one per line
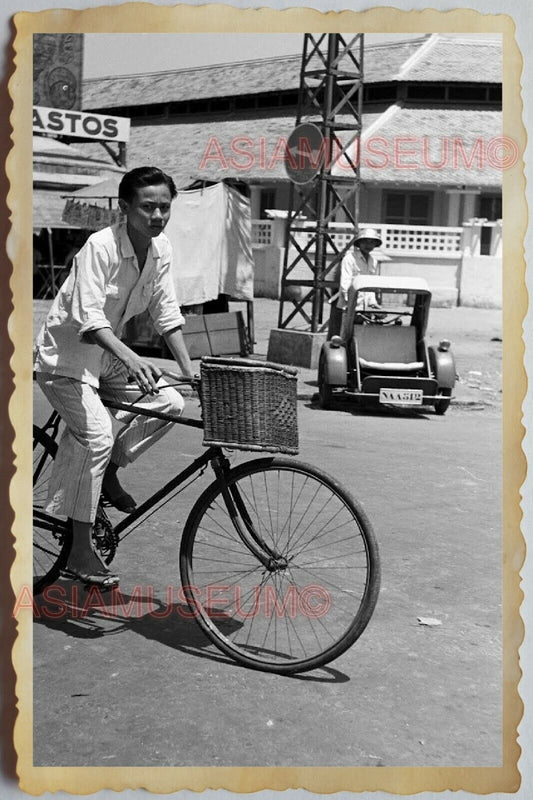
278,33,364,332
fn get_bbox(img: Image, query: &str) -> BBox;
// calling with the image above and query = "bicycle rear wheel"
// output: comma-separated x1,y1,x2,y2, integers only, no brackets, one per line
180,457,380,674
33,425,71,594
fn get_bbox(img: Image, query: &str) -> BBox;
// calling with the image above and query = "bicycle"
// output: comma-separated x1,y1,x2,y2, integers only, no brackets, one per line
33,357,381,675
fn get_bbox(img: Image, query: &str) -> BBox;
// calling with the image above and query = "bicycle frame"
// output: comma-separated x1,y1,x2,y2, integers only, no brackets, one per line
33,374,381,674
35,398,283,568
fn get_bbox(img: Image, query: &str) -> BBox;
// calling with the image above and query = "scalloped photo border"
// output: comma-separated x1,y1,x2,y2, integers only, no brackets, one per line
7,4,526,794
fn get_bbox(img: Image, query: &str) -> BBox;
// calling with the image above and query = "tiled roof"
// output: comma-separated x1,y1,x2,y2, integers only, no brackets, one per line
366,38,427,82
83,55,302,108
82,35,500,111
356,105,502,186
126,113,298,185
93,106,501,188
395,35,501,83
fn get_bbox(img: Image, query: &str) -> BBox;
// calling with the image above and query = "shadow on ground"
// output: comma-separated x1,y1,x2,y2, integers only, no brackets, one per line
34,587,349,684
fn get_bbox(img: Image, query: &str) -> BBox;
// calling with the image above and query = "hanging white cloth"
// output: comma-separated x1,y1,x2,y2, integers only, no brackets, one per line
165,182,254,305
224,185,254,301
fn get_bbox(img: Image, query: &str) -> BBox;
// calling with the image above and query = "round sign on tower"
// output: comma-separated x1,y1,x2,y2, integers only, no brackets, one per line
285,122,327,184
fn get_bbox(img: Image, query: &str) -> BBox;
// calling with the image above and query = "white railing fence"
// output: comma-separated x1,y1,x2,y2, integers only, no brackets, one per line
377,224,463,254
251,220,274,246
251,220,464,255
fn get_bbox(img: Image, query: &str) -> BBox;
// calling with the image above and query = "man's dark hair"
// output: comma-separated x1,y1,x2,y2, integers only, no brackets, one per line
119,166,177,203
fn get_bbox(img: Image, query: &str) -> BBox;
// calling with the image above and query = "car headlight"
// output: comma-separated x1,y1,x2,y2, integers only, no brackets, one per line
438,339,451,352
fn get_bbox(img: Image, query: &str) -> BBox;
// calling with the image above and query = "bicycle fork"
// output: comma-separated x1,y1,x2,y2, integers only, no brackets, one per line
211,453,289,574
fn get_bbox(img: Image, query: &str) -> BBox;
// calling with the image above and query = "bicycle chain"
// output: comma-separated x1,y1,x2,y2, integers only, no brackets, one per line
92,504,119,564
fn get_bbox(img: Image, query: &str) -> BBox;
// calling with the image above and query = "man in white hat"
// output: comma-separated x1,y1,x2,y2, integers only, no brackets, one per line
332,227,383,336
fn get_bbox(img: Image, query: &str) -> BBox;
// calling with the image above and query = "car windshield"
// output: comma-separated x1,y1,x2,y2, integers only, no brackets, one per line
377,291,417,317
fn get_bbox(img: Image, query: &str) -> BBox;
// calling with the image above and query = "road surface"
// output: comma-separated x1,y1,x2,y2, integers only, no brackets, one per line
32,389,502,768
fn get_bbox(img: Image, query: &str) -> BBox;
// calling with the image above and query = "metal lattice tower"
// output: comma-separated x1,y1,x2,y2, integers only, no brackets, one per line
278,34,364,331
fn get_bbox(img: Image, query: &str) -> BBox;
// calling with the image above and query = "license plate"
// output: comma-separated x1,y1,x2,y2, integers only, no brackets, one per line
379,388,423,405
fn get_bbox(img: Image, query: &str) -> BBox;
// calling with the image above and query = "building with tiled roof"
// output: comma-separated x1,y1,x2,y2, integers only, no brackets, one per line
81,35,501,109
32,33,503,306
76,33,502,230
33,34,502,271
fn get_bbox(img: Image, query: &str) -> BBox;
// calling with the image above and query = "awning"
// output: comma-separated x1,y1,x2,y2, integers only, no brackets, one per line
66,175,121,200
33,188,83,230
60,176,123,229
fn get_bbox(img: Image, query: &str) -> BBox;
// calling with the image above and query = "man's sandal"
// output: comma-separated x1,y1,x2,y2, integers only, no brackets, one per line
60,567,120,590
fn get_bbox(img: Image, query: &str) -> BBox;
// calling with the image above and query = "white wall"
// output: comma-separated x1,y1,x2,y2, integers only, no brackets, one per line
252,225,502,309
380,255,461,307
252,246,284,298
459,256,502,308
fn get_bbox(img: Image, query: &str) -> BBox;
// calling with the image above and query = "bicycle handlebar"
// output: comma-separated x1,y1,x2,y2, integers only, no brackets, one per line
160,368,200,387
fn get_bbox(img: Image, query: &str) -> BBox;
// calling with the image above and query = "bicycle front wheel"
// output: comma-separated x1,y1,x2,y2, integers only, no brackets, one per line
180,457,380,674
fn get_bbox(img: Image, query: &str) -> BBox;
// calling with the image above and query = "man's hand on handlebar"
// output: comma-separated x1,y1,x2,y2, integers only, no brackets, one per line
123,354,163,395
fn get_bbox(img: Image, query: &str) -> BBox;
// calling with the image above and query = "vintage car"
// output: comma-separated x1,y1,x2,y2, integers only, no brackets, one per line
318,275,456,414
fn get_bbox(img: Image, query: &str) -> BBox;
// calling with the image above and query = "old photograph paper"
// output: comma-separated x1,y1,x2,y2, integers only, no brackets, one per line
6,3,526,795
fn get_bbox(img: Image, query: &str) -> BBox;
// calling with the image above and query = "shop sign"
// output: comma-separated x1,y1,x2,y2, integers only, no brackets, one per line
33,106,130,142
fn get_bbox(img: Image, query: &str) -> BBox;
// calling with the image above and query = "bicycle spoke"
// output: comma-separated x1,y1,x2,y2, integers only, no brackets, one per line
181,459,380,673
290,553,367,592
290,535,369,564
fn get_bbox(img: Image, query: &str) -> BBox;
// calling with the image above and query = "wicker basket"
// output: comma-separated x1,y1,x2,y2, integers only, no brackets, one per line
200,357,299,454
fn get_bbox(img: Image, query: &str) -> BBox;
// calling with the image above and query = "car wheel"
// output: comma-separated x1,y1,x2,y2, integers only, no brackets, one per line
318,355,333,409
435,387,452,415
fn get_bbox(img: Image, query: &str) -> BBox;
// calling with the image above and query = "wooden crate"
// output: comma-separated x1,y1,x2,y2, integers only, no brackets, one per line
124,310,249,358
183,312,249,358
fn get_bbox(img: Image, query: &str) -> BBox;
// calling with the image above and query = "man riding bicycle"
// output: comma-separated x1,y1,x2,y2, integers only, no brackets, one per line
34,166,194,589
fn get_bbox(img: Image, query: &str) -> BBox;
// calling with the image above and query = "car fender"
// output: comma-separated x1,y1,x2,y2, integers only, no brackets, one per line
428,345,456,389
320,340,348,386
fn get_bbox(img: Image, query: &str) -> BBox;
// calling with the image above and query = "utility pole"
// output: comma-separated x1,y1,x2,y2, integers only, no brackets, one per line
278,34,364,333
